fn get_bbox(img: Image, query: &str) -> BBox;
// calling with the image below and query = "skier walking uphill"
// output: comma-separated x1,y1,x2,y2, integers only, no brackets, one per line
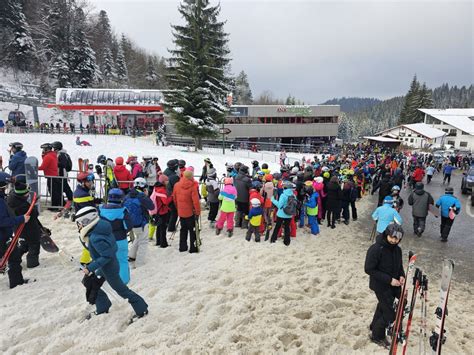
408,182,434,237
164,159,180,232
172,170,201,253
126,178,154,267
372,174,393,207
99,188,132,284
7,179,41,268
216,178,237,237
52,141,74,205
39,143,62,210
205,167,220,227
435,187,461,242
270,181,296,246
7,142,27,177
372,196,403,234
75,207,148,320
234,165,252,229
0,172,31,288
365,223,405,348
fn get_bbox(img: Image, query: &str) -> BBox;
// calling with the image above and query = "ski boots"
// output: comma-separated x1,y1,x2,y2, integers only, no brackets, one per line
209,221,216,229
245,235,251,242
215,228,222,236
227,229,233,238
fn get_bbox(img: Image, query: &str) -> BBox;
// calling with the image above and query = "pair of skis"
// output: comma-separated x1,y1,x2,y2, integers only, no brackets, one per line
78,158,89,173
389,253,454,355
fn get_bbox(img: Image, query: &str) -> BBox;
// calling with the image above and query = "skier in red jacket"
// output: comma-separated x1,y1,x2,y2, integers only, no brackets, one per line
39,143,62,209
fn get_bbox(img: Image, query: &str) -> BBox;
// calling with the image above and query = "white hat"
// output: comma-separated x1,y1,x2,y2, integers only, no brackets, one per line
250,198,261,206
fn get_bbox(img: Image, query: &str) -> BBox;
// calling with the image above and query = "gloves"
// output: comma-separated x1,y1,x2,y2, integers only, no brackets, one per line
82,273,105,305
244,215,249,220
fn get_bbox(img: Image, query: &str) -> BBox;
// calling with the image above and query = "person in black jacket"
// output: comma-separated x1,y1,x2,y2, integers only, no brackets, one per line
372,174,393,206
52,141,73,205
325,176,342,229
233,165,252,228
164,159,180,232
364,223,405,348
7,179,42,268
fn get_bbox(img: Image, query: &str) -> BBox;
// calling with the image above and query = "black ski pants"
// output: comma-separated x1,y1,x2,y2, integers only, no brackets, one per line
413,216,427,235
179,216,198,253
350,200,358,220
59,176,73,201
155,213,169,248
0,234,24,288
341,201,350,221
47,177,63,208
270,217,291,245
167,202,178,232
370,287,399,340
427,174,433,184
440,216,454,240
208,202,219,222
443,174,451,184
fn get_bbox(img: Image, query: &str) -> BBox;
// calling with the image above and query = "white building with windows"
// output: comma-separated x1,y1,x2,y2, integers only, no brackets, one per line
375,123,446,149
419,108,474,151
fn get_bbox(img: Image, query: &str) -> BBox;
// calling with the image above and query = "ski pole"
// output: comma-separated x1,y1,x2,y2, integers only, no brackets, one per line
169,217,180,244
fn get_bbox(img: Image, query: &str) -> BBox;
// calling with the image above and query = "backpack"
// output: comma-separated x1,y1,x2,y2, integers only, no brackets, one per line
124,196,144,227
283,195,298,216
61,152,73,172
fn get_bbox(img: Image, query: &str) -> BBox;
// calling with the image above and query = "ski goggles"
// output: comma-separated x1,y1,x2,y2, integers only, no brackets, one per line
388,231,403,240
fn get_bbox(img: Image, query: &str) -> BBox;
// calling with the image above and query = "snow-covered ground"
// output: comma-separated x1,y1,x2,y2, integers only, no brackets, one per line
1,133,473,354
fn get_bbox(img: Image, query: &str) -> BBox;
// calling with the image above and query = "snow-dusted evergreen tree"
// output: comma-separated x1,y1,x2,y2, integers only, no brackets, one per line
91,10,114,71
399,75,421,124
232,70,253,104
115,42,128,85
0,0,37,71
164,0,231,149
101,46,116,85
145,56,158,88
70,7,99,87
51,52,72,87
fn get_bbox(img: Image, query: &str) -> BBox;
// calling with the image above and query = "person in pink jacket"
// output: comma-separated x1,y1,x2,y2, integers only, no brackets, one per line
312,176,326,224
127,156,143,179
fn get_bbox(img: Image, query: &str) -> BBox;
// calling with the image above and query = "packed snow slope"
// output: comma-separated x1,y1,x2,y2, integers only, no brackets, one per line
0,133,473,354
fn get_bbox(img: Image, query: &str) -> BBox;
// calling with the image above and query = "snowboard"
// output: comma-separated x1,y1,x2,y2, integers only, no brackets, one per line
429,259,454,355
39,226,59,253
24,156,40,212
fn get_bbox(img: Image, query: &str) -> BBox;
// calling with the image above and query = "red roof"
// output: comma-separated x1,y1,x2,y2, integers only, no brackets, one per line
47,104,163,112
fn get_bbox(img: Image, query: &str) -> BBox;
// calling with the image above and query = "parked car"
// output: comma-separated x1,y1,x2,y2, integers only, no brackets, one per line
461,168,474,206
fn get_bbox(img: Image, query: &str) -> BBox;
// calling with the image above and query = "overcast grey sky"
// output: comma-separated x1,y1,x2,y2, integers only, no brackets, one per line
92,0,473,104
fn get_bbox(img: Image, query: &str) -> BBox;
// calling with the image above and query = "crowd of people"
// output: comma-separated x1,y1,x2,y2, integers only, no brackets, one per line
1,140,472,326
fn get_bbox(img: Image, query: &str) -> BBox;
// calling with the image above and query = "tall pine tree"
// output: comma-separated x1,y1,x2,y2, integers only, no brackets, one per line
101,46,116,85
399,75,420,124
232,70,253,104
145,56,158,88
164,0,231,149
115,42,128,85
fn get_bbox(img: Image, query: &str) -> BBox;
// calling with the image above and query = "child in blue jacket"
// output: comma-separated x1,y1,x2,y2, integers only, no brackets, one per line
245,198,263,242
303,184,320,235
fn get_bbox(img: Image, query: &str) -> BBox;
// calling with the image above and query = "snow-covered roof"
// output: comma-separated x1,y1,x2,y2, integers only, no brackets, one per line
419,108,474,135
402,123,446,139
364,136,401,143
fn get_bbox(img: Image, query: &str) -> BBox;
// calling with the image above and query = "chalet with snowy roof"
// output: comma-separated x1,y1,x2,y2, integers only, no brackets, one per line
375,123,446,149
419,108,474,152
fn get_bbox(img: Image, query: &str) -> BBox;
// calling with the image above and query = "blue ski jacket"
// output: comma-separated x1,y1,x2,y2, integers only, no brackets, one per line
8,151,27,177
86,219,118,275
372,204,403,233
0,191,25,242
99,203,132,241
271,189,294,219
443,165,456,175
435,194,461,218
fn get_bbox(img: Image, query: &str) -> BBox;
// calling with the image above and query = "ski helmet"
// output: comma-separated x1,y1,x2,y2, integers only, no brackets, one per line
0,172,12,188
251,160,259,167
234,162,242,171
392,185,401,191
283,181,296,189
167,159,178,170
77,172,94,183
251,180,262,190
40,143,53,151
75,206,99,228
384,223,404,241
178,159,186,168
134,177,147,189
291,167,299,174
97,155,107,164
9,142,23,151
51,141,63,151
108,188,124,203
142,155,152,161
272,172,281,180
204,157,212,163
115,156,124,165
239,165,249,174
261,163,268,170
250,198,261,207
383,195,394,204
264,174,273,182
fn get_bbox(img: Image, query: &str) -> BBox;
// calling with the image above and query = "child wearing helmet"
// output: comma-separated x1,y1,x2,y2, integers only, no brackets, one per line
99,188,133,284
302,184,320,236
216,178,237,238
245,198,263,242
125,178,155,267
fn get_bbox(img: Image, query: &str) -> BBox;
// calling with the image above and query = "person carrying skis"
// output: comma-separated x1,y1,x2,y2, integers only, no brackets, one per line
435,187,461,242
245,198,263,242
7,179,41,268
7,142,27,177
371,195,403,234
125,178,154,267
172,170,201,253
149,175,172,248
0,172,31,288
407,182,434,237
216,178,237,238
75,206,148,321
98,188,132,284
205,167,220,228
365,223,405,348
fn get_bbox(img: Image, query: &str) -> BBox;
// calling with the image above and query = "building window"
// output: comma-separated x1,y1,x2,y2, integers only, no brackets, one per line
410,138,414,143
447,140,455,146
448,129,457,137
460,141,468,147
462,131,470,135
442,129,449,133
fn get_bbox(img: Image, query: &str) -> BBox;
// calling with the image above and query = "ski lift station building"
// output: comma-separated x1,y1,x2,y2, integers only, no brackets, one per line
49,88,340,144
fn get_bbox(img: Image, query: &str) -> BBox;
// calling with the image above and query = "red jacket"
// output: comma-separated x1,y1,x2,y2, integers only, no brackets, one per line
249,189,264,207
412,168,425,182
39,151,58,176
151,186,172,215
172,178,201,218
114,164,132,189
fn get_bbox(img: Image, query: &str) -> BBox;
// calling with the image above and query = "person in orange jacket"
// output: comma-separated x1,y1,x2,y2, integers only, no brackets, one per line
172,170,201,253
